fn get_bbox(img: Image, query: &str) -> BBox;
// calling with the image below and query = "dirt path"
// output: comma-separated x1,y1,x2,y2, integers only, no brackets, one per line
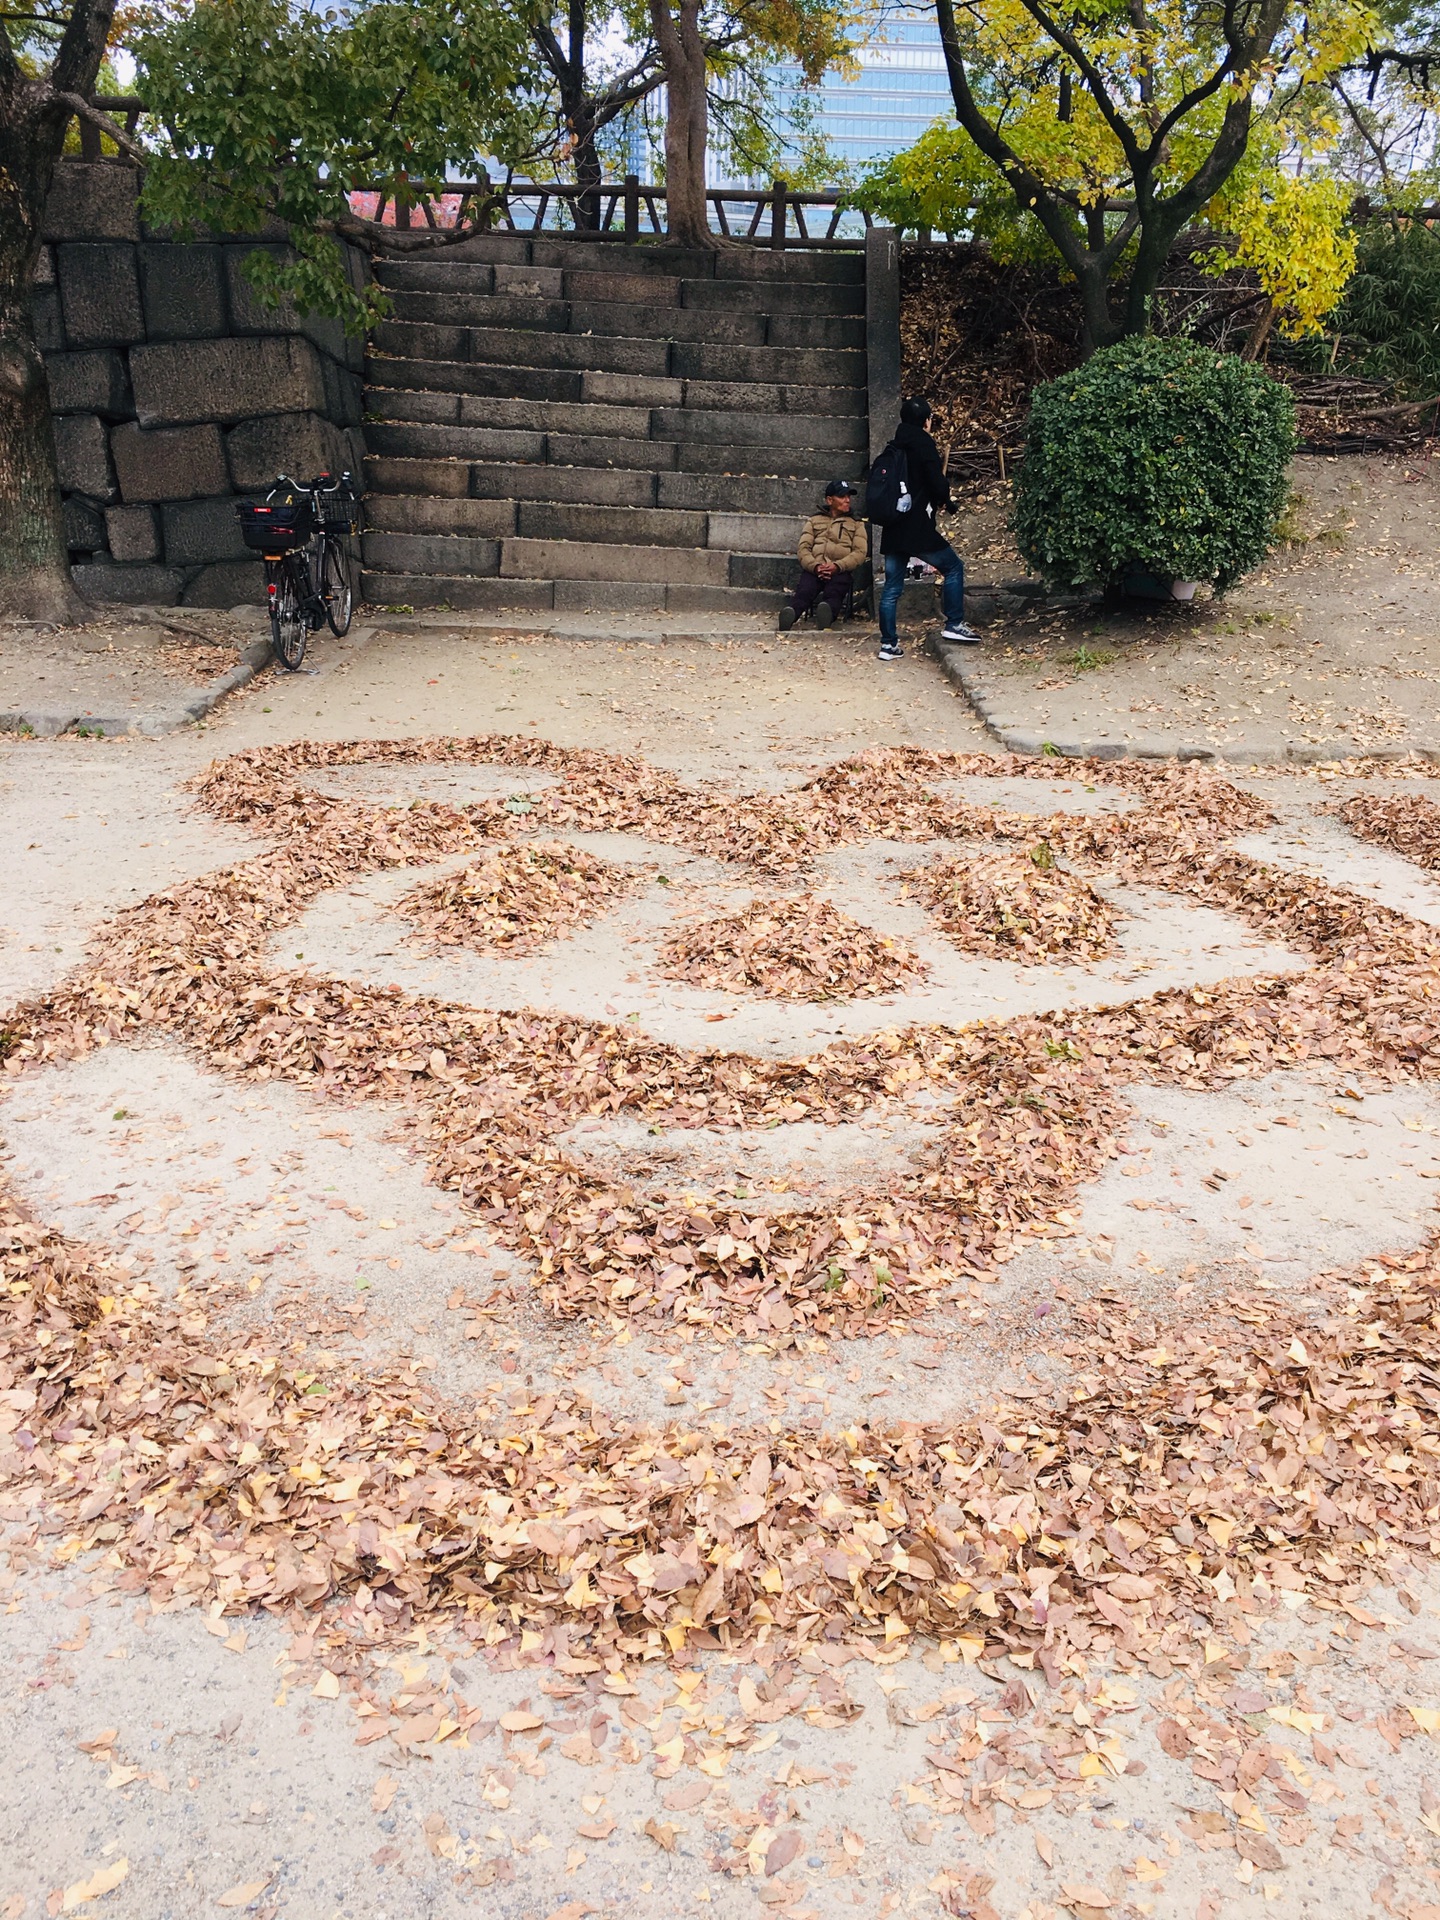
946,452,1440,758
5,626,1440,1920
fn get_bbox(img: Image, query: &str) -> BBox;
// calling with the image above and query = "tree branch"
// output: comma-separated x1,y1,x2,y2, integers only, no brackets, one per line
1012,0,1145,175
49,88,148,162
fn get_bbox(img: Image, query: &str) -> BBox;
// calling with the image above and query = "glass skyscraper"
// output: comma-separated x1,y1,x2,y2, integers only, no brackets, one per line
785,12,952,174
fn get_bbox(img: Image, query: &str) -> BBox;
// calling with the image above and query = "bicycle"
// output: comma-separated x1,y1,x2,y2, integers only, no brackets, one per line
236,471,361,671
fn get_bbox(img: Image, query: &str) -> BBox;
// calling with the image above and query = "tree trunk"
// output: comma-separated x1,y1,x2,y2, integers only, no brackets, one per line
1,0,116,621
571,105,603,232
0,80,84,619
649,0,713,249
0,271,74,621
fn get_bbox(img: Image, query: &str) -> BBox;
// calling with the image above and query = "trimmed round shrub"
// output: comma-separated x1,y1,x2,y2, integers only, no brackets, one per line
1012,335,1296,594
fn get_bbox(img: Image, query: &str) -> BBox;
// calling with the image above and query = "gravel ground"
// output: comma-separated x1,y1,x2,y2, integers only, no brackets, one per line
5,619,1440,1920
947,453,1440,757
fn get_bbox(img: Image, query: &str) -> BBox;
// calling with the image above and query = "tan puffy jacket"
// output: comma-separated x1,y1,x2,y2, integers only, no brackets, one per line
798,511,868,573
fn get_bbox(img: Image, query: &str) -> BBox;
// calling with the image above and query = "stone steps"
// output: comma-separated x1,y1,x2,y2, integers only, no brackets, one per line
361,234,874,619
367,355,865,417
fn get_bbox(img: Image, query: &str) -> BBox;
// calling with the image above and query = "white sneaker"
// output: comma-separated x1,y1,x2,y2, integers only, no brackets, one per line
941,623,981,646
876,642,903,661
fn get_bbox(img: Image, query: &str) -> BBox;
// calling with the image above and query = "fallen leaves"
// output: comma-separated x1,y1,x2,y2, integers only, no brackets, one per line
903,846,1116,963
10,741,1440,1736
215,1880,270,1910
399,842,635,954
658,891,929,1001
1332,790,1440,872
60,1861,127,1910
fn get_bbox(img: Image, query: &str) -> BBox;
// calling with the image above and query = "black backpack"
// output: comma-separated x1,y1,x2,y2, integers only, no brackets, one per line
865,442,913,524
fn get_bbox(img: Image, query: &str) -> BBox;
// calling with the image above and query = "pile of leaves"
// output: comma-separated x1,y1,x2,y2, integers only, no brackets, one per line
1331,789,1440,872
656,892,929,1002
903,846,1116,964
6,735,1440,1688
1,735,1438,1347
5,1167,1440,1673
399,841,635,953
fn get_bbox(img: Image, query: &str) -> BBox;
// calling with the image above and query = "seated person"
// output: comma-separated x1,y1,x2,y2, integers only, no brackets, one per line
778,479,868,630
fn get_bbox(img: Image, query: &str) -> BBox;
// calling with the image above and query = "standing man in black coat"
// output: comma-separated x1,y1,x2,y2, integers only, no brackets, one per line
875,396,977,662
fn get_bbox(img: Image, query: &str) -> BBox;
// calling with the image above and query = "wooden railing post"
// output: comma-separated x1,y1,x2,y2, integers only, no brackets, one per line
624,173,640,243
395,175,412,230
771,177,788,248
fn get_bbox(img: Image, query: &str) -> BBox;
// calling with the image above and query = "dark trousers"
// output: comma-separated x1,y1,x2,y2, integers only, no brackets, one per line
791,569,850,618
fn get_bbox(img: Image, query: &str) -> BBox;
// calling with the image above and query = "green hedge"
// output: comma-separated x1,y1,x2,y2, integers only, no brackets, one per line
1012,336,1296,594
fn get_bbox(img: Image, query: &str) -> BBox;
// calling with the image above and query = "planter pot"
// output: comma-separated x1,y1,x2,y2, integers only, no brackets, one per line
1118,568,1204,603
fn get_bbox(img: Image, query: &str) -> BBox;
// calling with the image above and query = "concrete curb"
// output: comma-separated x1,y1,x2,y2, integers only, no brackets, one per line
0,634,272,740
926,633,1440,767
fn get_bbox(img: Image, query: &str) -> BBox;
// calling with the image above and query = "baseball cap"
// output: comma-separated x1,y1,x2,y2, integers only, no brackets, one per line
824,479,856,497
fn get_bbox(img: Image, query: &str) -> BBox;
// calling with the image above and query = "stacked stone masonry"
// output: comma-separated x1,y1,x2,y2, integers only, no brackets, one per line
361,233,874,615
35,161,367,608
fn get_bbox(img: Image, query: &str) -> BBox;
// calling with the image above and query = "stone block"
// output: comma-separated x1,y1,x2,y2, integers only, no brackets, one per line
320,355,364,427
728,552,792,590
222,244,293,332
43,163,140,242
44,349,132,418
580,371,683,408
182,561,266,607
364,457,472,499
138,244,227,340
112,421,229,503
32,246,55,286
467,461,656,509
56,243,144,347
551,579,664,612
545,432,673,471
63,496,107,553
225,412,348,492
500,537,727,586
516,502,705,548
130,336,327,428
72,560,183,605
366,495,514,538
707,511,804,554
492,263,561,298
362,531,500,576
224,245,348,358
30,287,65,351
106,504,161,563
161,497,249,566
53,414,116,500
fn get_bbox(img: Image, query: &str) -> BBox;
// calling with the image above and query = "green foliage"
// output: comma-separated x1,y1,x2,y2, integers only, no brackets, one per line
844,120,1056,260
1302,218,1440,394
1013,337,1296,593
134,0,544,329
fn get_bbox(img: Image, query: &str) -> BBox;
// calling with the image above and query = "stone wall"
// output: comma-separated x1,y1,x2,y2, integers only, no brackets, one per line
35,161,368,607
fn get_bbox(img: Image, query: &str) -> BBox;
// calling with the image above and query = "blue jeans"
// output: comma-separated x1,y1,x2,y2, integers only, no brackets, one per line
878,544,964,644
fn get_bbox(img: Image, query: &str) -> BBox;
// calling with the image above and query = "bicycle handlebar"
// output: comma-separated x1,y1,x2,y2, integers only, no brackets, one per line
270,470,355,499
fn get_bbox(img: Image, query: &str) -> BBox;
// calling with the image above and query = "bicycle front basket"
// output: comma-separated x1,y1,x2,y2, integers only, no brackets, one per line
237,494,314,553
318,487,362,537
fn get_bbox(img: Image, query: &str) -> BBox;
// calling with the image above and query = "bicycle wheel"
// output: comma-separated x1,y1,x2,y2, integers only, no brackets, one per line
269,556,308,670
322,534,355,636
